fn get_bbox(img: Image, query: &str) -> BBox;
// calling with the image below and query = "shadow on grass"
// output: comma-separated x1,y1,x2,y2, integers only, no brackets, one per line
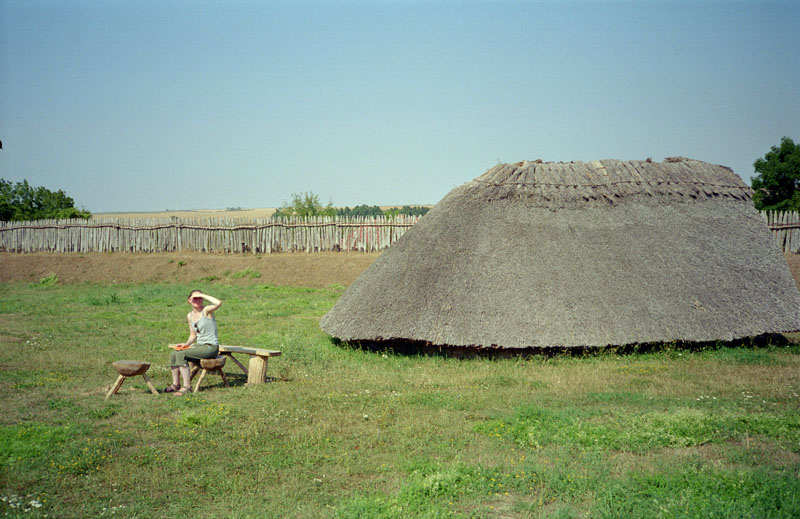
331,333,796,359
192,372,293,391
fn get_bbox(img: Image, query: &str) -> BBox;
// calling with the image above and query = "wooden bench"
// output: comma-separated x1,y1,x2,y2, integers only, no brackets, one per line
169,344,281,385
218,345,281,385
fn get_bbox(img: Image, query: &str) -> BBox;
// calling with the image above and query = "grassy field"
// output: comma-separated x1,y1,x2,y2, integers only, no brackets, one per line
1,278,799,518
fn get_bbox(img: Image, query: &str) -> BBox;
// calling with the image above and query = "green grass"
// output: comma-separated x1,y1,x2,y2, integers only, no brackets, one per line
230,267,262,279
1,281,799,518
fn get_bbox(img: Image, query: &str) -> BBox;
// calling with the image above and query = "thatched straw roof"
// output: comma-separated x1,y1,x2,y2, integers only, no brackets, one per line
320,158,800,349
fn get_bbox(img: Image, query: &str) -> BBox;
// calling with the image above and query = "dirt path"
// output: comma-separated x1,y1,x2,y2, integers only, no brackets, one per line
0,252,382,288
3,251,800,289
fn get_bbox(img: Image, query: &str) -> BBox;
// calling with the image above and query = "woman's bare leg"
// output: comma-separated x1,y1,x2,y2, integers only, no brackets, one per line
179,366,191,389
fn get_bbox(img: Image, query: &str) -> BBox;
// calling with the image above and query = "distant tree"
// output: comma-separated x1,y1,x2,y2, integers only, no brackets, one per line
751,137,800,211
0,180,13,220
337,204,383,218
0,178,91,221
335,205,430,218
383,205,430,218
272,191,336,219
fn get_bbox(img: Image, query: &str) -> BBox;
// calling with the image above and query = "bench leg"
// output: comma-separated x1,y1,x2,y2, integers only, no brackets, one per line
189,362,200,380
219,369,230,387
106,375,126,399
247,356,268,385
223,352,249,376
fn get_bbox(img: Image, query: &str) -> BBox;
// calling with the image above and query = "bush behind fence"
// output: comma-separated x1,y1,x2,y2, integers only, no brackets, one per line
0,215,421,253
2,211,797,254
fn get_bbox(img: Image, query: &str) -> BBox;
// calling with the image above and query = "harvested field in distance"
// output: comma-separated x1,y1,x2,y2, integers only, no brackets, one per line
93,205,432,222
93,207,279,221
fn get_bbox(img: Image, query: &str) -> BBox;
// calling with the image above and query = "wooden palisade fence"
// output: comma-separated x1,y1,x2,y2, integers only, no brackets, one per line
764,211,800,254
0,215,421,253
2,211,798,254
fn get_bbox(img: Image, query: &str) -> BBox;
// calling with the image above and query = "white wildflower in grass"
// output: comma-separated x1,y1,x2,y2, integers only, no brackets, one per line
0,494,43,514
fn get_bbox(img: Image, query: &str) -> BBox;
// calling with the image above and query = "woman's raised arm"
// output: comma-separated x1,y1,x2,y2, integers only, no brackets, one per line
198,292,222,316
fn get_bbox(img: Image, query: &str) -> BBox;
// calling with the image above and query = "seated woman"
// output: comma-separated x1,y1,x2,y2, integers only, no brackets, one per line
166,290,222,396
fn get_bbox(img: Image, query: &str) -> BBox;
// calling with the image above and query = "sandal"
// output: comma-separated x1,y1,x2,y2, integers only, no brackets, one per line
164,384,180,393
173,387,191,396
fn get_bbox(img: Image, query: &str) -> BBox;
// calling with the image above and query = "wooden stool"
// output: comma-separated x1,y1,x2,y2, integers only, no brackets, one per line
106,360,159,399
191,356,229,393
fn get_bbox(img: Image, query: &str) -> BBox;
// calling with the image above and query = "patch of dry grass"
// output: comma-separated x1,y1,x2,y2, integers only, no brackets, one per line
92,207,279,221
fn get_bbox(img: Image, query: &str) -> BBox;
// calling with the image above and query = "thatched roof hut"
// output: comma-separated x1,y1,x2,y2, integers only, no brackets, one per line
320,158,800,350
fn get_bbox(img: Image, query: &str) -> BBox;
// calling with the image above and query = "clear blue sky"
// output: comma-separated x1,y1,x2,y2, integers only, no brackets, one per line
1,0,798,213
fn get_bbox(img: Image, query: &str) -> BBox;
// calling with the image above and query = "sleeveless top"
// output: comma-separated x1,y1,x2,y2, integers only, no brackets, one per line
192,314,219,346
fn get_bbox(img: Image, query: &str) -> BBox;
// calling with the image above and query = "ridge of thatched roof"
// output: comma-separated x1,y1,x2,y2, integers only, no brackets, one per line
463,158,752,209
320,158,800,350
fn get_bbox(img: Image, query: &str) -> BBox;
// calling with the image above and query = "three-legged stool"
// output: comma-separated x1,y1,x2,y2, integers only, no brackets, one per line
106,360,159,399
190,356,229,393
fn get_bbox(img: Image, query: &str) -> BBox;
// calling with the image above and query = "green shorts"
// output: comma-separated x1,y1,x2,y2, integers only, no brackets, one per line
169,343,219,367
